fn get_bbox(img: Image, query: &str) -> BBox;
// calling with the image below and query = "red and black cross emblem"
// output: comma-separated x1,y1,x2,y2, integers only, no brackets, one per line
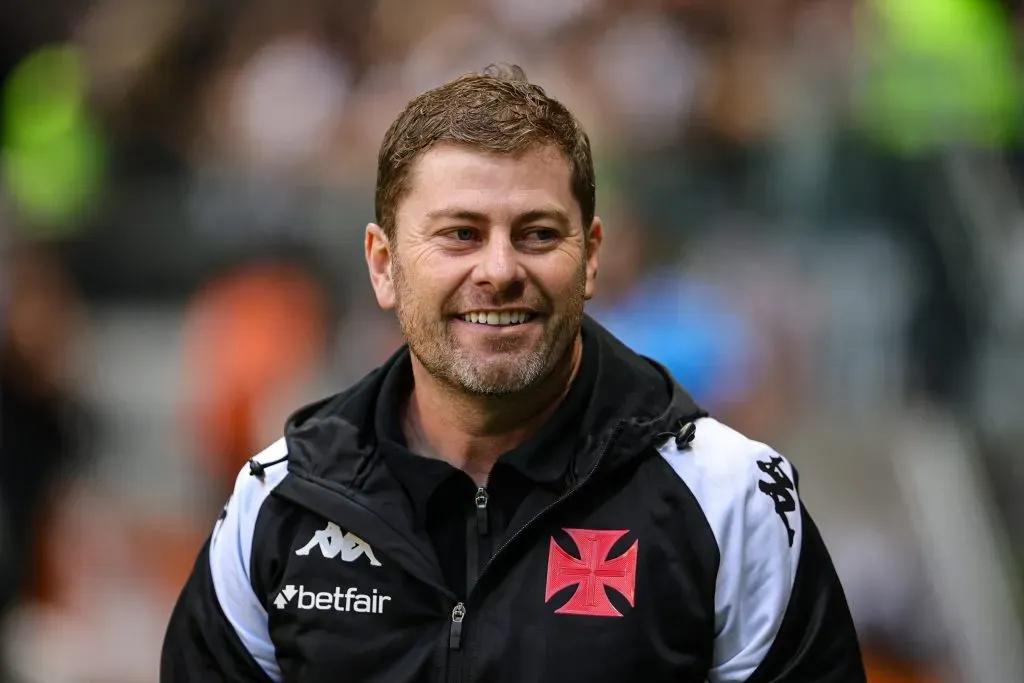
544,528,638,617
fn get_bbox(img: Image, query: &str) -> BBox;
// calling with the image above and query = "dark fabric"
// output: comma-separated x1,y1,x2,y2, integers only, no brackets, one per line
374,326,598,596
747,505,866,683
160,540,277,683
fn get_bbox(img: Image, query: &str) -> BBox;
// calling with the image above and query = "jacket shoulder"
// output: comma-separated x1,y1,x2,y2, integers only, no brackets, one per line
658,416,803,558
660,418,790,481
217,438,290,549
660,417,798,498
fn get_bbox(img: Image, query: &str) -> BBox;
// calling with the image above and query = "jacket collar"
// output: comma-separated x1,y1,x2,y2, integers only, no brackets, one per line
282,315,706,489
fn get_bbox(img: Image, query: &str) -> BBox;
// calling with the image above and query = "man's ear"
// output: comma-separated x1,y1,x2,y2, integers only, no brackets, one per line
365,223,396,310
584,217,603,301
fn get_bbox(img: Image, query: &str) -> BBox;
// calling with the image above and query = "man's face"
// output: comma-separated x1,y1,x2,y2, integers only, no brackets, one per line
366,143,602,396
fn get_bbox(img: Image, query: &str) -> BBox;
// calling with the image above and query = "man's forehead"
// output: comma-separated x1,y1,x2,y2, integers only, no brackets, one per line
398,143,579,224
409,143,570,183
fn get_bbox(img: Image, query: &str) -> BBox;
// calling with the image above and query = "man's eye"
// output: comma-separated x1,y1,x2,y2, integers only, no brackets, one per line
454,228,476,241
527,228,558,242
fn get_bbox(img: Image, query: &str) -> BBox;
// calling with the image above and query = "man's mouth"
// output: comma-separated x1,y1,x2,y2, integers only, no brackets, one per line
459,310,536,326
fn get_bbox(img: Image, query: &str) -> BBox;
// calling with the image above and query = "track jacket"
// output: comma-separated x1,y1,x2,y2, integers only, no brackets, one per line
161,316,866,682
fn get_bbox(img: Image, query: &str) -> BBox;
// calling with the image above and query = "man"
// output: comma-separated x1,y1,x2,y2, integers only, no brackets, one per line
161,65,866,682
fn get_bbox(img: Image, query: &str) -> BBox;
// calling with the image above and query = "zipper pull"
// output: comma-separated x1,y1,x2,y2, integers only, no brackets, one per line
474,487,489,535
449,602,466,650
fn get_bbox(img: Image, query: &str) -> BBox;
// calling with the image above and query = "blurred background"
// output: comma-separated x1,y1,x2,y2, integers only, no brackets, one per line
1,0,1023,681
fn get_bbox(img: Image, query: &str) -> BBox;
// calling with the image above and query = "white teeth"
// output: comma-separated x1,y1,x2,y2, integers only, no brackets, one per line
461,311,533,326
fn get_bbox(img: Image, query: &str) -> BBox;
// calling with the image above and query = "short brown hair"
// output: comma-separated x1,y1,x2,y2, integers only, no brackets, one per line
374,64,596,240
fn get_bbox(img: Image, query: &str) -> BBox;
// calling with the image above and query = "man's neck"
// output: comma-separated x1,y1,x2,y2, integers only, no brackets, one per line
402,336,583,486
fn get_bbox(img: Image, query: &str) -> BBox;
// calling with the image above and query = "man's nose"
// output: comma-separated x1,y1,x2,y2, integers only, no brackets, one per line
471,235,525,293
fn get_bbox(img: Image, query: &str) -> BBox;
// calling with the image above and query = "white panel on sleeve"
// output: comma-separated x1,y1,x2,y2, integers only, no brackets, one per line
659,418,803,683
209,438,289,683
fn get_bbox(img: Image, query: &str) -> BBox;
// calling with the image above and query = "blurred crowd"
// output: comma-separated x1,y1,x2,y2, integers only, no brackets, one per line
2,0,1024,681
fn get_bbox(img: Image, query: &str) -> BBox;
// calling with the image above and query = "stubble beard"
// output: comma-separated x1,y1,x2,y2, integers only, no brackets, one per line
391,257,586,397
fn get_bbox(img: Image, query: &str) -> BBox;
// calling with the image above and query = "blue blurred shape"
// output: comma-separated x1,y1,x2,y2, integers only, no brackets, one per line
590,270,759,411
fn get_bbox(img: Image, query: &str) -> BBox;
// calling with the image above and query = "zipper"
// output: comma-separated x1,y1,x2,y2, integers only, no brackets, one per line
447,602,467,683
449,602,466,649
474,487,489,535
465,484,490,598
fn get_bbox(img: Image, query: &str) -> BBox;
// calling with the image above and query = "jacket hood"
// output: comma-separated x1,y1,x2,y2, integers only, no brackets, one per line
281,315,706,489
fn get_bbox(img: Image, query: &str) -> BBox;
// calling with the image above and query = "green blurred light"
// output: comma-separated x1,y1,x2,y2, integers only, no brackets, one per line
2,120,104,233
859,0,1021,154
2,43,105,235
3,44,87,148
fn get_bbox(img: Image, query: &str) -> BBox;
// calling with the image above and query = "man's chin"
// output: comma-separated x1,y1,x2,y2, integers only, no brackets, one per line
447,357,547,396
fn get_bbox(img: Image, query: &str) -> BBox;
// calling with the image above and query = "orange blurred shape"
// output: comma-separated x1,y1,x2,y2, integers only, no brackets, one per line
864,649,942,683
181,261,330,488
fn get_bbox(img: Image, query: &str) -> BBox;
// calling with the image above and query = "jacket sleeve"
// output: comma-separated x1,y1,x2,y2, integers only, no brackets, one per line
708,448,866,683
661,420,866,683
161,440,289,683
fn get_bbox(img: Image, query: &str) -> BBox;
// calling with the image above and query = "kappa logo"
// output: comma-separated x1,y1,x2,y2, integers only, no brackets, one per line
296,522,382,567
545,528,638,617
756,455,796,547
273,584,391,614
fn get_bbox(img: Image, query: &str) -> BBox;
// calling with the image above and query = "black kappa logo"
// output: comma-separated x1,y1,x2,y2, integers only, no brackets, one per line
756,456,796,547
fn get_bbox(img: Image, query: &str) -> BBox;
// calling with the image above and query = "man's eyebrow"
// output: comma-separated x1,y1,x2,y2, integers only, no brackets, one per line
424,208,489,223
423,207,572,227
515,209,570,228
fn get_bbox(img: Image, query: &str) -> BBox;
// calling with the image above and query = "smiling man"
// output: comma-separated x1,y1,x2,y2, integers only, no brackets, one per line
161,65,866,683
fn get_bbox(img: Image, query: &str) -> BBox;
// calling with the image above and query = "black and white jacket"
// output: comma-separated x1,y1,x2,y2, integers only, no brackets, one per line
161,317,866,682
